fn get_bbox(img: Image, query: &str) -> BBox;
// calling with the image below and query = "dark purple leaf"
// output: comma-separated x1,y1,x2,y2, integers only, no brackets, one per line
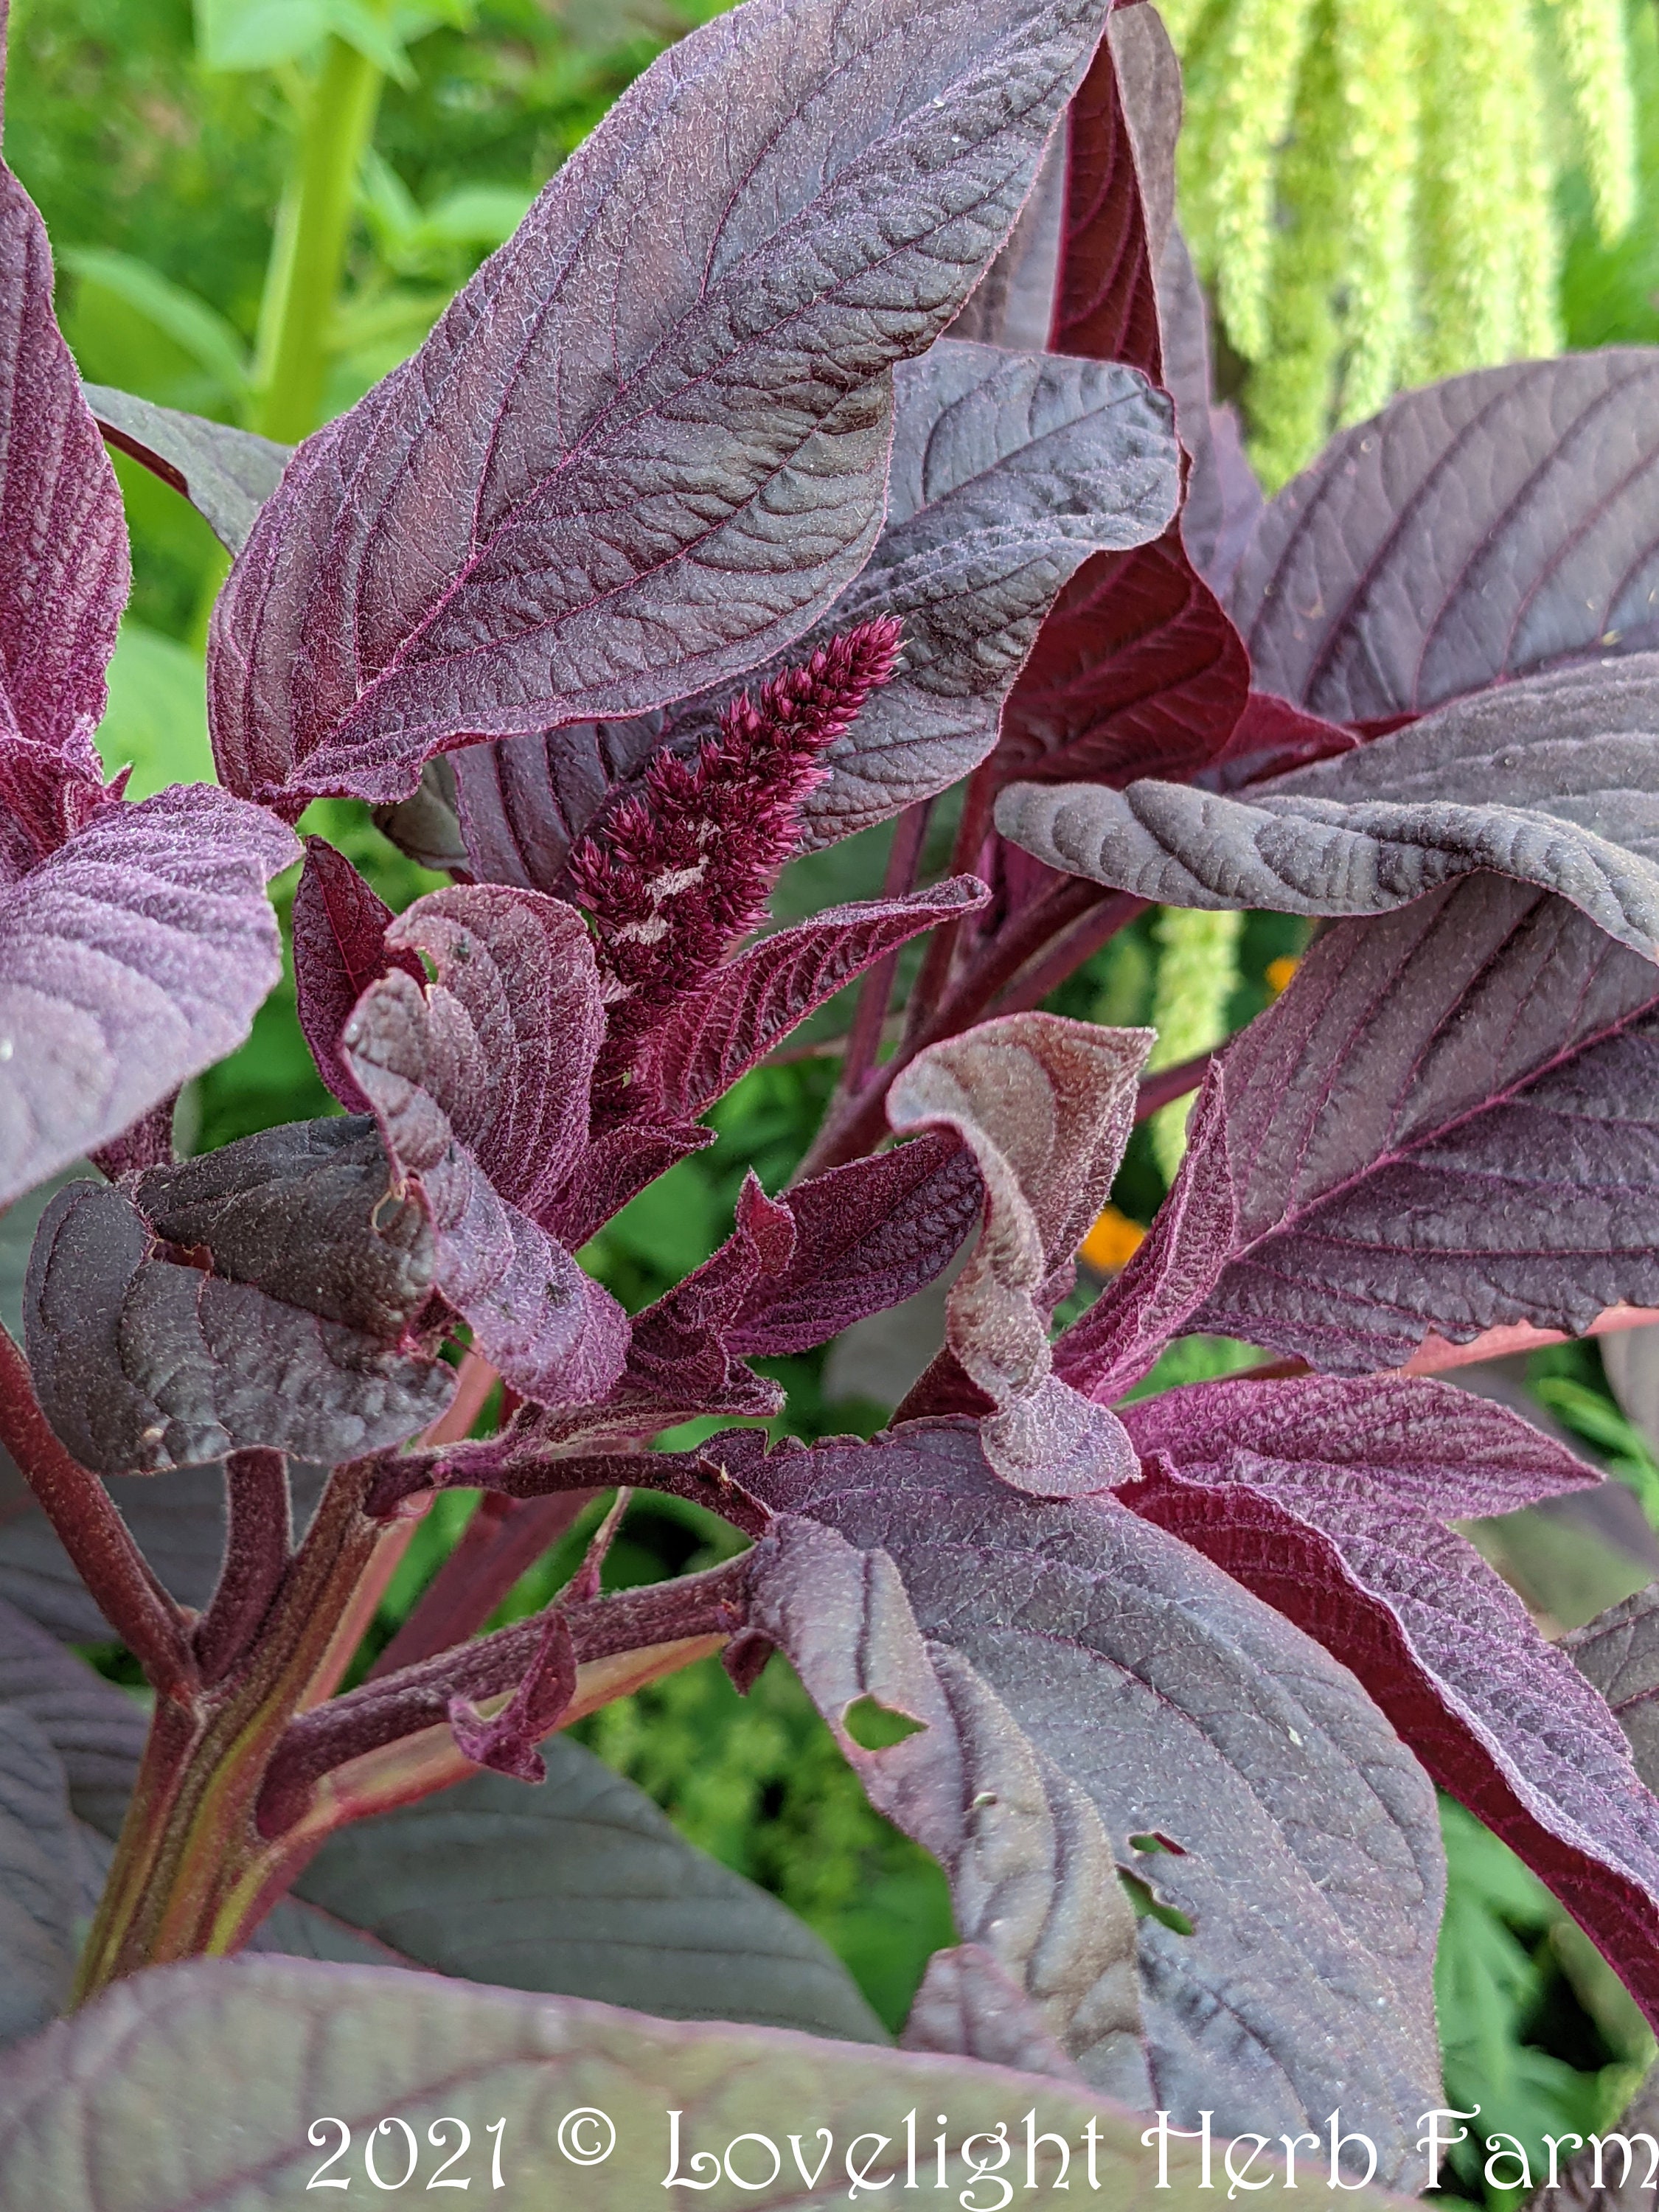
24,1121,451,1472
0,1704,76,2048
992,529,1251,789
207,0,1131,813
291,836,423,1112
0,787,297,1208
1118,1391,1659,2033
88,1094,175,1181
0,74,128,873
742,1419,1445,2171
1567,1584,1659,1806
0,1593,145,1840
451,716,662,894
729,1132,982,1354
83,385,290,557
792,340,1179,846
343,885,628,1406
890,1013,1149,1493
615,879,988,1133
997,656,1659,959
750,1509,1147,2100
1071,874,1659,1377
1229,351,1659,724
552,1120,714,1256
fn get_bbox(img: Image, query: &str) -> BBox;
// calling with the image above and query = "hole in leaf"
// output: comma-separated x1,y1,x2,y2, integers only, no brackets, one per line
1128,1830,1187,1856
1119,1868,1194,1936
844,1695,926,1751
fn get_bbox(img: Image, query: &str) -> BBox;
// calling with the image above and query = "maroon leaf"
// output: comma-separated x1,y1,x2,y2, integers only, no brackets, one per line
0,788,298,1208
83,385,289,559
206,0,1130,812
0,62,128,877
993,529,1251,788
24,1122,451,1473
450,715,662,895
291,837,423,1112
1118,1391,1659,2033
891,1014,1150,1492
729,1133,982,1355
619,879,989,1130
344,886,628,1407
1075,874,1659,1376
1229,351,1659,725
742,1419,1445,2171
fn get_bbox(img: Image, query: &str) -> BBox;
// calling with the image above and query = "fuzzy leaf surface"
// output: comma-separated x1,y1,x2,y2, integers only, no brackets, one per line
1092,875,1659,1374
619,880,987,1132
741,1419,1446,2171
889,1014,1150,1492
790,339,1179,844
83,384,289,556
997,657,1659,958
1567,1585,1659,1797
291,836,422,1111
0,1705,75,2049
344,886,628,1405
1229,352,1659,723
207,0,1130,810
291,1745,885,2042
24,1121,451,1472
0,788,297,1207
0,1955,1357,2212
1119,1387,1659,2032
0,100,128,866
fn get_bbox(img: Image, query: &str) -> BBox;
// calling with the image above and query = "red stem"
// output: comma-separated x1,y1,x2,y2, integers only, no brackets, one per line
194,1450,292,1687
366,1489,598,1678
799,875,1119,1178
257,1554,752,1834
0,1325,194,1697
899,765,999,1044
991,894,1150,1018
1135,1048,1213,1121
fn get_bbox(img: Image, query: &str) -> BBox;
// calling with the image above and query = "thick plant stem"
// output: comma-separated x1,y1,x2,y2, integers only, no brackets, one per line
254,31,386,442
71,1459,384,2002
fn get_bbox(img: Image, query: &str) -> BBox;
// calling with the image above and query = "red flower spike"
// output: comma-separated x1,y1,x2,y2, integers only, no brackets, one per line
567,619,903,1074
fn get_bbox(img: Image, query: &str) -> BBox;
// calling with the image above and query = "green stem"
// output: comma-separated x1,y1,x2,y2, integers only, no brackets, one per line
252,32,388,443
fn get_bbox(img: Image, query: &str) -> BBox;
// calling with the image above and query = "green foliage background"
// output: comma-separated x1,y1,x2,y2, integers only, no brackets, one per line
10,0,1659,2179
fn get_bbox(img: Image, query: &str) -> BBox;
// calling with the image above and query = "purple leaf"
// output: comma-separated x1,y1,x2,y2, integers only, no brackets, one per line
344,886,628,1407
791,339,1180,845
1053,1070,1237,1400
1567,1586,1659,1799
0,1703,77,2048
996,655,1659,959
449,715,661,893
291,836,423,1112
83,385,289,557
729,1133,982,1355
1118,1409,1659,2034
0,80,128,863
206,0,1131,813
1229,351,1659,725
890,1013,1150,1494
24,1121,452,1473
1081,875,1659,1376
448,1608,577,1784
742,1419,1445,2169
0,787,297,1208
617,879,989,1132
752,1506,1148,2099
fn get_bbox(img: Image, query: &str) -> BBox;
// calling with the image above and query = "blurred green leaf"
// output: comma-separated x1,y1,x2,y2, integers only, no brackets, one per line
195,0,414,80
63,248,251,404
94,621,214,797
